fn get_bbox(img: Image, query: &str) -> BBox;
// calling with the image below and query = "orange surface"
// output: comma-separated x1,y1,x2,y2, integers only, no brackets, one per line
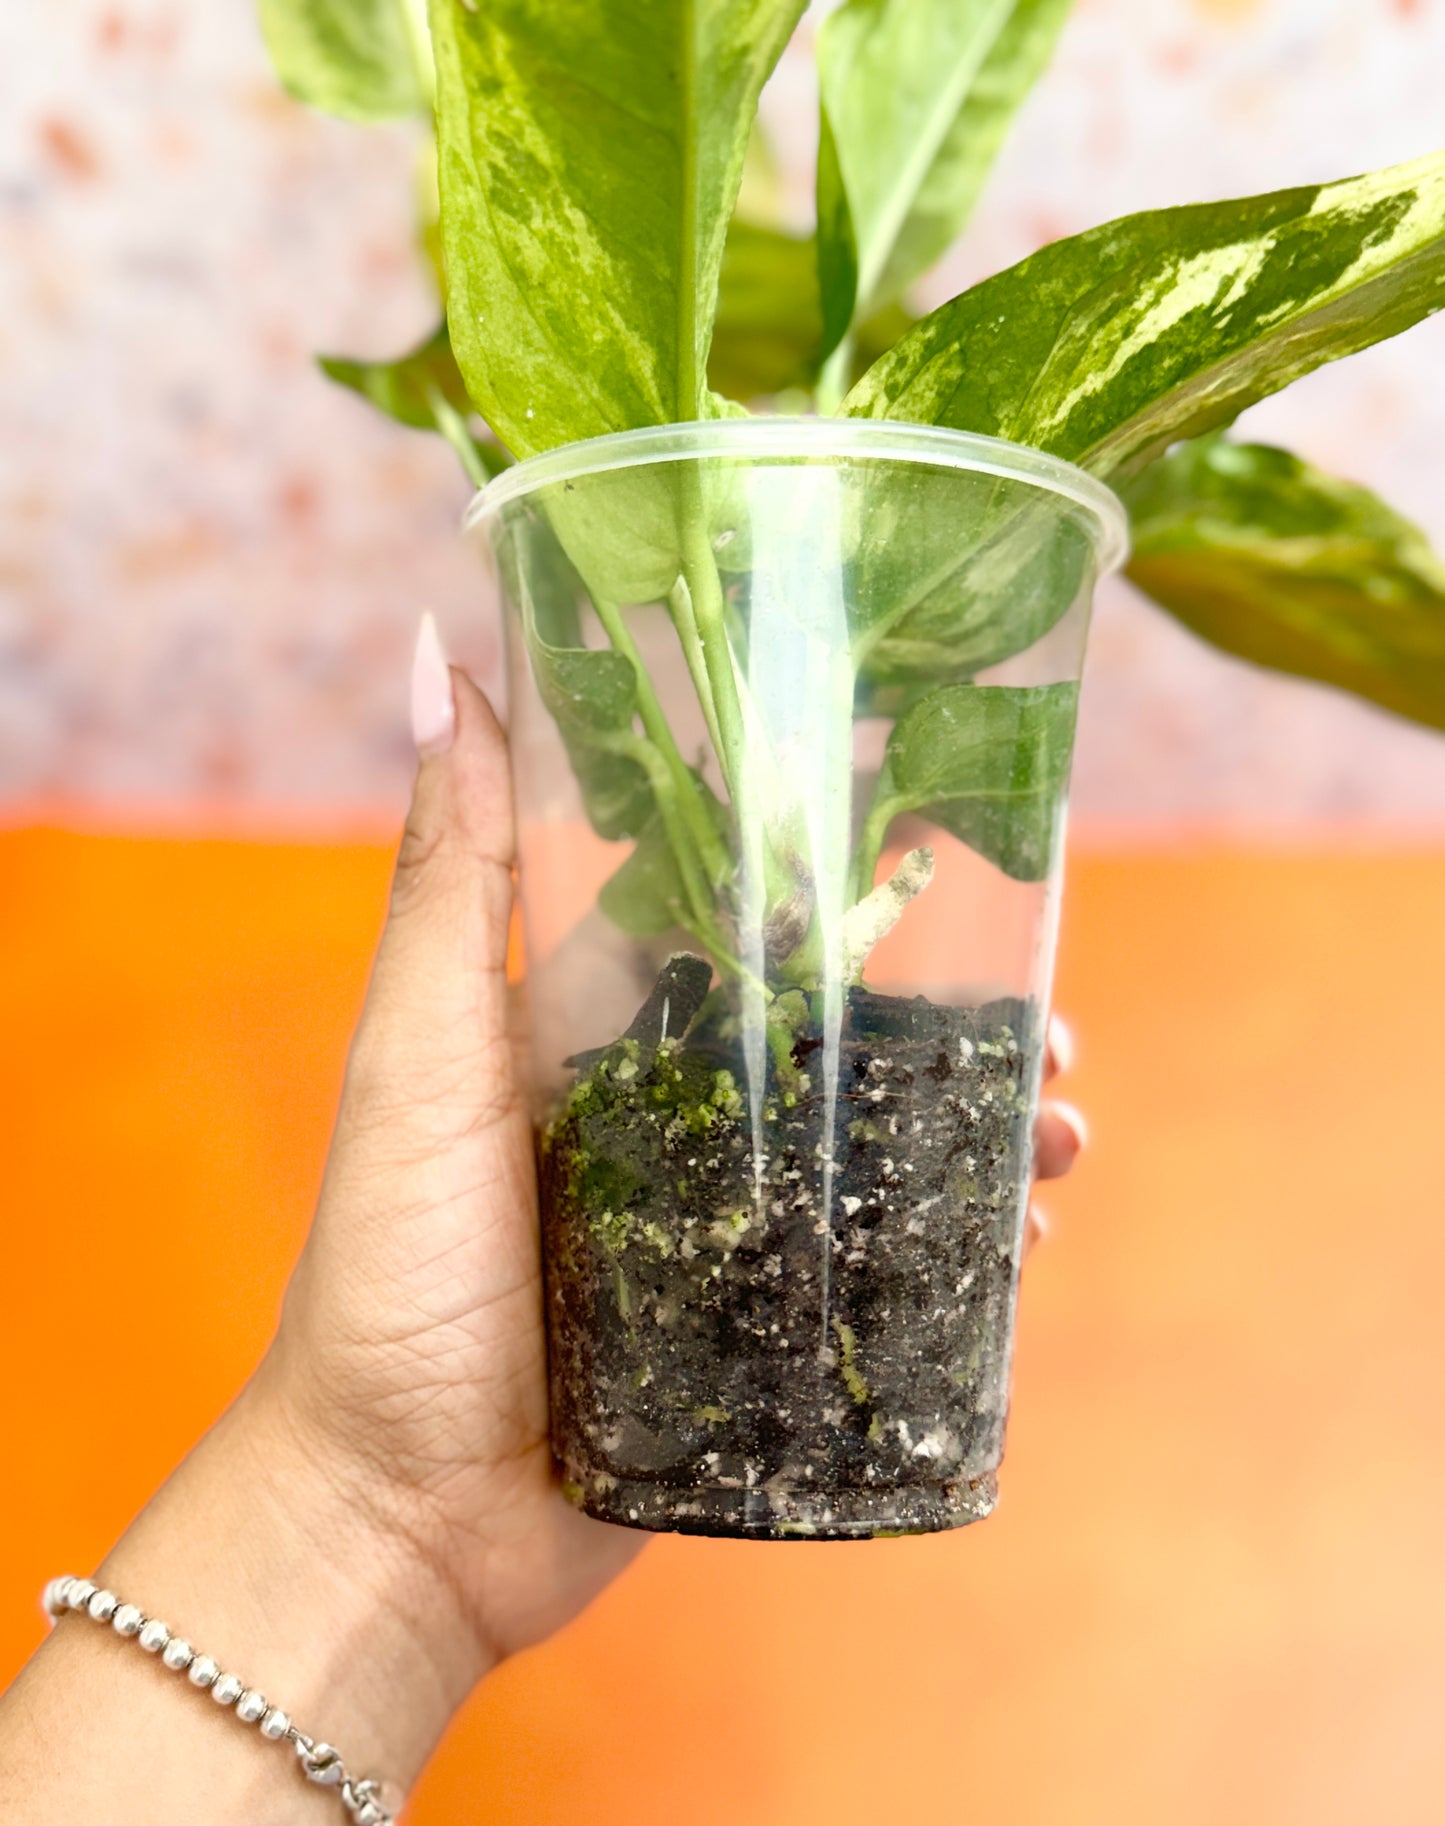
4,828,1445,1825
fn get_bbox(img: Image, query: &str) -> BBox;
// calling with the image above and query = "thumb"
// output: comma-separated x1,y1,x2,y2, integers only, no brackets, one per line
344,613,518,1133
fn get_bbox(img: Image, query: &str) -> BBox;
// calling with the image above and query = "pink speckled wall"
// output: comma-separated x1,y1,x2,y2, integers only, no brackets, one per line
6,0,1445,826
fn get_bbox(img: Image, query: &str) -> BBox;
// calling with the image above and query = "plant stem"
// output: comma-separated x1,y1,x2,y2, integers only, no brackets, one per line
677,472,748,798
607,738,760,991
592,595,730,889
667,576,725,762
424,385,490,489
615,734,728,956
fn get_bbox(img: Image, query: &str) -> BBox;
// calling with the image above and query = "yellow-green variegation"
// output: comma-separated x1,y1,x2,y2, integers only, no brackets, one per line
843,152,1445,483
1124,436,1445,732
816,0,1072,362
428,0,806,459
254,0,1445,938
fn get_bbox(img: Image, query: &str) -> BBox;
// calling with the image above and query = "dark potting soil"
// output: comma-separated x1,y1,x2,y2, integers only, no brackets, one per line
539,955,1036,1539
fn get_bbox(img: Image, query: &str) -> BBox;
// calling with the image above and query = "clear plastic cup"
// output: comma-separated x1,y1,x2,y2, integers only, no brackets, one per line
468,417,1127,1539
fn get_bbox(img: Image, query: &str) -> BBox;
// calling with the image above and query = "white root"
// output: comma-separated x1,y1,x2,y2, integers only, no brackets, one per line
839,846,935,983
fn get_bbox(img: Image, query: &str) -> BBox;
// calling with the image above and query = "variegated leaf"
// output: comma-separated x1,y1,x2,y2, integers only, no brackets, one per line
817,0,1072,342
857,682,1080,886
1125,436,1445,732
870,0,1072,309
843,152,1445,481
428,0,806,458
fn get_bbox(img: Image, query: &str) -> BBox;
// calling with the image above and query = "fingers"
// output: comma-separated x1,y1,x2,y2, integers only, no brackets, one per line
341,616,519,1127
384,613,515,970
1043,1012,1074,1082
1033,1099,1087,1181
275,620,542,1529
1037,1010,1083,1178
1028,1014,1083,1264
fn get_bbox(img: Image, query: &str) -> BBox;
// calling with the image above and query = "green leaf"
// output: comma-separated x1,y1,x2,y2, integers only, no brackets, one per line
1124,436,1445,732
544,470,699,607
599,814,691,936
599,791,728,938
709,223,916,401
870,0,1073,308
709,224,823,401
851,506,1095,691
815,107,860,361
735,118,787,228
320,323,472,432
532,647,655,841
836,442,1100,698
497,520,655,840
816,0,1072,340
864,682,1079,882
320,322,510,485
257,0,430,122
843,151,1445,482
428,0,806,458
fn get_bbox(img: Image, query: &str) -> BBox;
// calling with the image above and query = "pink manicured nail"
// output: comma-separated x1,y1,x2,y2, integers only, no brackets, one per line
1046,1013,1076,1075
1049,1100,1089,1152
411,612,455,757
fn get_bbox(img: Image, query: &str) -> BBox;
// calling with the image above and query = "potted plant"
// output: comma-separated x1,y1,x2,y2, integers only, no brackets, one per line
259,0,1445,1536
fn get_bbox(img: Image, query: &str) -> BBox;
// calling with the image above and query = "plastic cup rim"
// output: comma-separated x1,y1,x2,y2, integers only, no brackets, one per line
462,416,1130,574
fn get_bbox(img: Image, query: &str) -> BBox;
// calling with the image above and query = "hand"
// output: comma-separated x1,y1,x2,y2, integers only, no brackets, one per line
262,615,1087,1676
261,630,645,1677
1031,1017,1087,1254
0,618,1087,1820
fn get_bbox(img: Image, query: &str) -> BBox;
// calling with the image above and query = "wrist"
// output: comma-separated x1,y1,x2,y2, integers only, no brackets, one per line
95,1369,493,1793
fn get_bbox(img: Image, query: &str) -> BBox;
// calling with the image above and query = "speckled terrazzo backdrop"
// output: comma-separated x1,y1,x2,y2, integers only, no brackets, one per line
6,0,1445,825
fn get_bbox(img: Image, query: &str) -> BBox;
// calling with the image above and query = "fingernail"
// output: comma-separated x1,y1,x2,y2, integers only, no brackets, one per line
1023,1204,1049,1260
411,612,455,757
1047,1014,1076,1075
1050,1100,1089,1152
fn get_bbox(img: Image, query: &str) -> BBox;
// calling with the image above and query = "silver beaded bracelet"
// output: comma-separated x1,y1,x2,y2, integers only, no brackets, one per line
43,1574,403,1824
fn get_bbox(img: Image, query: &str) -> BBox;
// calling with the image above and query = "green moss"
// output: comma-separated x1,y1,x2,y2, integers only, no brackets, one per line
589,1207,632,1252
709,1068,743,1118
833,1319,871,1407
765,992,813,1102
638,1219,676,1258
544,1041,750,1267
